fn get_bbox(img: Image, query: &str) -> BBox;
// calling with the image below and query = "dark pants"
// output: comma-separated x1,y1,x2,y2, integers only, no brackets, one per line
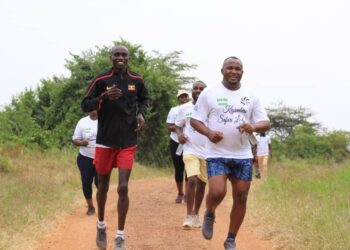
169,138,186,182
77,153,99,199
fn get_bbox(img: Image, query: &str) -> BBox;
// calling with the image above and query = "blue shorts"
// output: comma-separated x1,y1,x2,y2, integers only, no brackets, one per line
206,158,253,181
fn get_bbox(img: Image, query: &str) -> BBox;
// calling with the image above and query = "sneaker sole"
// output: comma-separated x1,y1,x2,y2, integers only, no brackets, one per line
202,227,213,240
182,224,191,230
192,224,202,228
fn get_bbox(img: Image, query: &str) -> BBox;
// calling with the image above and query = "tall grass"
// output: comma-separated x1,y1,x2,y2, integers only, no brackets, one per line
248,158,350,250
0,144,171,250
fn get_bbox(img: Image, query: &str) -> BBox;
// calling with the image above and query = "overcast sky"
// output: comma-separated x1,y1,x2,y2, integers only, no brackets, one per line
1,0,349,131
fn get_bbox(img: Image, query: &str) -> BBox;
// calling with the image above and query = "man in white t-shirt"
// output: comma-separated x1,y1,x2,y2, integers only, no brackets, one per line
190,56,270,250
255,132,272,179
175,81,207,230
166,90,190,203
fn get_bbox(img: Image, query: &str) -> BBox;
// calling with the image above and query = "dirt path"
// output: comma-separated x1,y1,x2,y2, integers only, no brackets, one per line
36,178,274,250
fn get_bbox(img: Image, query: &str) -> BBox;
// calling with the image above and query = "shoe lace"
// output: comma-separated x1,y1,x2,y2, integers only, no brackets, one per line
204,215,215,226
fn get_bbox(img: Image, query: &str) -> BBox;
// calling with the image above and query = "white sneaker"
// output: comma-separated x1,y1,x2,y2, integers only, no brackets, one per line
182,215,193,230
192,214,202,228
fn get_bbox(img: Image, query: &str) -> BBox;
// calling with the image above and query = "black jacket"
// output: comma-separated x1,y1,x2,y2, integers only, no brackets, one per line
81,68,149,148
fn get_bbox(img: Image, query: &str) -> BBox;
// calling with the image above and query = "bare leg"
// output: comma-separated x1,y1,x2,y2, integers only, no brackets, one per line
96,172,112,221
176,182,185,196
206,175,227,213
86,198,94,208
194,178,206,215
117,168,132,230
185,176,196,214
228,178,251,235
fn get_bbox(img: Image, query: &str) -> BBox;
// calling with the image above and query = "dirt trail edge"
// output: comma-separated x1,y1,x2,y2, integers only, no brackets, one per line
36,178,274,250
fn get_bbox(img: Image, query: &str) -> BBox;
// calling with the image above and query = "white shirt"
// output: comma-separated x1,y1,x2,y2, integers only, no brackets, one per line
192,84,269,159
166,105,181,143
175,102,206,159
256,135,271,156
72,116,97,159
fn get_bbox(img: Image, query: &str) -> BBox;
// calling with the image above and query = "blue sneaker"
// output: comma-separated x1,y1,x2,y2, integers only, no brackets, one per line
202,212,215,240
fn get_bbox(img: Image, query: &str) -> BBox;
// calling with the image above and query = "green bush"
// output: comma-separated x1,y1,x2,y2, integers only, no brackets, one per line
0,39,196,166
272,124,349,162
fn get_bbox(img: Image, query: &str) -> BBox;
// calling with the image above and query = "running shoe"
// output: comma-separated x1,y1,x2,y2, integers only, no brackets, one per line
114,236,126,250
192,214,202,228
96,226,107,250
224,238,236,250
182,215,193,230
202,211,215,240
87,206,95,215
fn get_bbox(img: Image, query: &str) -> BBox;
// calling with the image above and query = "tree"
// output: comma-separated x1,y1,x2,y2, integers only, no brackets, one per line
266,102,320,140
0,39,196,166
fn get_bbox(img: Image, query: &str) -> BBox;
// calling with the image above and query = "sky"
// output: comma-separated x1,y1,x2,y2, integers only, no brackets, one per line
1,0,349,131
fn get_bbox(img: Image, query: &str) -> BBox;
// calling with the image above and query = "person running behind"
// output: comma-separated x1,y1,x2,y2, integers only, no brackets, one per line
166,89,190,203
190,56,270,250
72,109,99,215
255,132,272,179
81,45,149,250
175,81,207,230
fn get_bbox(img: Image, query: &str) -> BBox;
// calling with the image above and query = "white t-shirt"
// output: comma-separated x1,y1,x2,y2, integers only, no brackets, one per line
175,102,206,159
256,135,271,156
166,105,181,143
192,83,269,159
72,116,98,159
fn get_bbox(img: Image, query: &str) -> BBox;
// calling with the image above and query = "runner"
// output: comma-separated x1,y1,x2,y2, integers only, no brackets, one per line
190,56,270,250
175,81,207,229
72,110,98,215
256,132,272,179
81,45,149,250
166,89,190,203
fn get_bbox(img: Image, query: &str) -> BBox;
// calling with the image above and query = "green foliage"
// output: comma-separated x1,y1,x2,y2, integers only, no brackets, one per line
272,123,350,162
0,39,196,166
267,102,320,139
266,103,349,162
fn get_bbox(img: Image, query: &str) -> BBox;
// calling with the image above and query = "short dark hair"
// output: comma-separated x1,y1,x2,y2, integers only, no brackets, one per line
222,56,243,68
193,80,207,88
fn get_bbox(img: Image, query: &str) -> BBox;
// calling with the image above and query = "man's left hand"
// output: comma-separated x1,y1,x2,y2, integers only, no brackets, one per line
237,123,255,134
135,113,145,132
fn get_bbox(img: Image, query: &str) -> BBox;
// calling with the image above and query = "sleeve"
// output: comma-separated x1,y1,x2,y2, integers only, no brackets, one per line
175,106,186,127
137,80,149,118
192,90,209,123
166,107,175,123
81,77,108,112
251,96,269,124
72,119,83,140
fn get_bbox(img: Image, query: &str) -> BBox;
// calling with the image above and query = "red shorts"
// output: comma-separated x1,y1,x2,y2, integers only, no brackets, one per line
93,146,137,175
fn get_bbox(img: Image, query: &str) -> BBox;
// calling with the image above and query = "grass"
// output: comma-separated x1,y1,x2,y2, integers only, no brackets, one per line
3,142,349,250
247,158,350,250
0,144,171,250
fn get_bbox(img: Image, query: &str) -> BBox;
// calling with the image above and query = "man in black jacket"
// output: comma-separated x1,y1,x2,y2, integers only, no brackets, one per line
82,45,148,250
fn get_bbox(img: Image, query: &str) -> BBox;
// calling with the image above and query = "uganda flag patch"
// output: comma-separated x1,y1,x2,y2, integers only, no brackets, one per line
128,85,136,91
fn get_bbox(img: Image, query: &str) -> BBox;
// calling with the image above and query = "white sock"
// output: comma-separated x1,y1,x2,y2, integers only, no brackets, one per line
97,220,106,229
116,230,124,239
